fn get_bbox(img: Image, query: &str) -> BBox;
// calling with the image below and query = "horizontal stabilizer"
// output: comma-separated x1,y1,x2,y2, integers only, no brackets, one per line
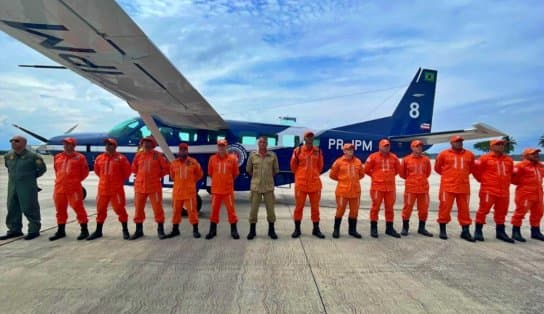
389,123,507,145
12,124,49,143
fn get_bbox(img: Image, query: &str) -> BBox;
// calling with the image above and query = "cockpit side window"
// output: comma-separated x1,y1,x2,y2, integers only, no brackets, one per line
139,125,152,138
108,118,140,138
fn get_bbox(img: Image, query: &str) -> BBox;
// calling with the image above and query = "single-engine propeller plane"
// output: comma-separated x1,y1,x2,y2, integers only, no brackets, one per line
0,0,506,210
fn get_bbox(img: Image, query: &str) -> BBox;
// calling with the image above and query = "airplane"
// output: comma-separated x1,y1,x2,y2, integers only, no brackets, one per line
0,0,506,211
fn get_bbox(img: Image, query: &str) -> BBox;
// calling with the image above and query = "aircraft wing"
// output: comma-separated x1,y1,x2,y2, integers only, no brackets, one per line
389,123,508,145
0,0,228,161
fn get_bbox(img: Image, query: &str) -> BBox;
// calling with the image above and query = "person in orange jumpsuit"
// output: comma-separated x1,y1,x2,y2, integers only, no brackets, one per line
87,138,132,240
435,136,475,242
510,148,544,242
329,143,365,239
364,139,401,238
205,139,240,240
473,139,514,243
49,137,90,241
129,136,170,240
167,143,204,239
399,140,433,237
290,131,325,239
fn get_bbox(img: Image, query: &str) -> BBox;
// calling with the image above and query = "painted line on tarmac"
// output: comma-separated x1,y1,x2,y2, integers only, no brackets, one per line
0,214,97,247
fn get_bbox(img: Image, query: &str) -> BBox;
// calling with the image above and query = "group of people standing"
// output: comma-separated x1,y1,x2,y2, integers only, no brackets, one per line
1,132,543,244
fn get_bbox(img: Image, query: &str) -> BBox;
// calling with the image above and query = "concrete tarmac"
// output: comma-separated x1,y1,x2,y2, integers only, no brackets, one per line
0,156,543,313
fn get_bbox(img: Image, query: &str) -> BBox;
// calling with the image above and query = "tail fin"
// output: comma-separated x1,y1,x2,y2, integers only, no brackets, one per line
331,68,437,136
390,68,437,135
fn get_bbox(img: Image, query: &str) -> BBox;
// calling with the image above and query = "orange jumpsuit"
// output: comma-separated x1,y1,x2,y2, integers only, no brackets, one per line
290,146,324,222
53,152,89,224
131,150,170,223
170,156,203,225
473,152,513,225
94,152,131,223
208,153,239,224
364,152,400,222
399,154,431,221
434,148,475,226
329,156,364,219
511,160,543,227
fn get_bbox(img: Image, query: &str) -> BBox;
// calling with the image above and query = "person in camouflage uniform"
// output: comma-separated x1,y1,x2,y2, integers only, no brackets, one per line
0,135,46,240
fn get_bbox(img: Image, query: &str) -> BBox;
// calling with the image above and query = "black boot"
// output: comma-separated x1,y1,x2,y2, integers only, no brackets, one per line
122,222,130,240
417,221,433,237
87,223,103,240
268,222,278,240
129,223,144,240
312,222,325,239
0,231,24,240
247,223,257,240
332,218,342,238
205,223,217,240
192,224,201,238
496,224,514,243
370,221,378,238
460,225,475,242
348,218,362,239
512,226,526,242
385,222,401,238
166,224,180,238
401,220,409,236
231,223,240,239
23,232,40,240
291,221,301,238
474,223,484,242
157,223,167,239
49,224,66,241
439,223,448,240
531,227,544,241
77,223,89,240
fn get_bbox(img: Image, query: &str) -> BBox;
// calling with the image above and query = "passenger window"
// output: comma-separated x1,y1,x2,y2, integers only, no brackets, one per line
159,127,175,142
207,132,226,143
178,130,198,143
241,136,256,145
282,135,299,147
267,137,277,146
179,131,190,141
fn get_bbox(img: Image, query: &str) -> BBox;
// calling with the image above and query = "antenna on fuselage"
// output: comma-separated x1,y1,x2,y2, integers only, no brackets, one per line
279,116,296,126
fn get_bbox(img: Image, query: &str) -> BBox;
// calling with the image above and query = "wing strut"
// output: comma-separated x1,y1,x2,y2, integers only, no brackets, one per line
137,110,175,162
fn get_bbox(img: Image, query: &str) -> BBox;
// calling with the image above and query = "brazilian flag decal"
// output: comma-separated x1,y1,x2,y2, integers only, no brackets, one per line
424,71,436,82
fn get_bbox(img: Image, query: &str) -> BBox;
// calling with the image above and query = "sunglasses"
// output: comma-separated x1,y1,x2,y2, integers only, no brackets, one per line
9,139,20,143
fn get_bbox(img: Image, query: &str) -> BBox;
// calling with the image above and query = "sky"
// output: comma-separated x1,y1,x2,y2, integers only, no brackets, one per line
0,0,543,152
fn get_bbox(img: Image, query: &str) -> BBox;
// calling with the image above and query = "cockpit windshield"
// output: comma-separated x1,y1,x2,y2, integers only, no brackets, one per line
108,118,141,137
